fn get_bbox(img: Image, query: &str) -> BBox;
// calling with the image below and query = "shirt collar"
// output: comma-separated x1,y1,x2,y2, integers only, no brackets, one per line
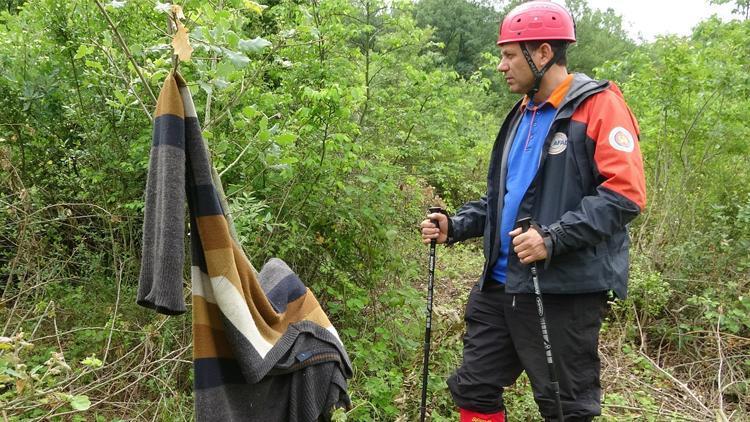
521,74,574,111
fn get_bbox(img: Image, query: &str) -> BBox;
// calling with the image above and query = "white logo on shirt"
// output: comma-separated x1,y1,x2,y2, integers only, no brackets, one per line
608,127,635,152
548,132,568,155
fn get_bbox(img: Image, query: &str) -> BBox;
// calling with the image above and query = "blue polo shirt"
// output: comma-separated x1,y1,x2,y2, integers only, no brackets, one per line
491,79,570,283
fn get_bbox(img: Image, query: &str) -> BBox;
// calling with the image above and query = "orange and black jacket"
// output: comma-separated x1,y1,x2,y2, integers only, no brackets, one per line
448,73,646,298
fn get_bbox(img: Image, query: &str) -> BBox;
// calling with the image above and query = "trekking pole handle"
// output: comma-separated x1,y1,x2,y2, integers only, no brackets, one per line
516,216,532,232
515,217,539,276
428,206,444,243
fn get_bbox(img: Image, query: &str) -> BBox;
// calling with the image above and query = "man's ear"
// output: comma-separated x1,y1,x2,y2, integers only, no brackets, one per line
538,42,554,67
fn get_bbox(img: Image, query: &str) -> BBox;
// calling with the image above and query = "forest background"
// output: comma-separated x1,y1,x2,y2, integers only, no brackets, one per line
0,0,748,420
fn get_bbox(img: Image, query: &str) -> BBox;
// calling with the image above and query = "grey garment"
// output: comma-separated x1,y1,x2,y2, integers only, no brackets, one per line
196,321,352,422
196,361,349,422
218,313,352,385
259,258,296,295
259,258,309,313
137,118,187,315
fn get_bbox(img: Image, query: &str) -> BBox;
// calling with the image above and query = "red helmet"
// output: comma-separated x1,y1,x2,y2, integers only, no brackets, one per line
497,1,576,45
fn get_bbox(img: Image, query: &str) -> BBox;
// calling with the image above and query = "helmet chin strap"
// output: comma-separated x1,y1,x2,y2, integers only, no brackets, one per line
520,42,559,101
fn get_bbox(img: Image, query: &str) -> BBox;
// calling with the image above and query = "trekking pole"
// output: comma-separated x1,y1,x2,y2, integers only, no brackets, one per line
516,217,564,422
420,206,443,422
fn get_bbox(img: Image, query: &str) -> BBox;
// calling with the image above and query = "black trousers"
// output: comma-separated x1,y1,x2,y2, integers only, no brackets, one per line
447,282,607,421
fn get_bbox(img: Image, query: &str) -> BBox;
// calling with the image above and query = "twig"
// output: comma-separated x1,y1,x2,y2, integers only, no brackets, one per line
1,219,25,303
638,351,711,416
151,395,164,422
715,309,729,422
633,302,646,353
204,76,245,130
29,300,54,338
10,301,37,338
93,0,158,105
43,353,185,420
202,42,280,131
91,39,153,121
678,89,719,169
52,304,63,354
103,255,123,364
203,1,223,125
32,326,143,342
602,403,703,421
218,138,254,178
1,172,29,303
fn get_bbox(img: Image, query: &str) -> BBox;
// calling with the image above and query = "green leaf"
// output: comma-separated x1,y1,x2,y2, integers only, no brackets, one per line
113,90,127,105
74,45,94,60
215,61,236,79
243,0,267,14
258,129,270,142
69,395,91,411
224,50,250,68
80,354,103,368
212,78,230,90
225,31,240,49
275,133,296,146
238,37,272,54
84,60,103,72
199,82,213,96
242,106,258,119
4,368,22,378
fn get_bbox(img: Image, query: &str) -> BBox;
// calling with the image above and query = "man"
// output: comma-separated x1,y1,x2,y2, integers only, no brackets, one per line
420,1,646,421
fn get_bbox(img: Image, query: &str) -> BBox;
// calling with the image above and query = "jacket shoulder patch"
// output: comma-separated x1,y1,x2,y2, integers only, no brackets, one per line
608,126,635,152
548,132,568,155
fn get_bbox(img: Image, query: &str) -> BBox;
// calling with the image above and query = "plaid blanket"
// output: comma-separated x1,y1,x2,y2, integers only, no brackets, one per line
137,73,352,421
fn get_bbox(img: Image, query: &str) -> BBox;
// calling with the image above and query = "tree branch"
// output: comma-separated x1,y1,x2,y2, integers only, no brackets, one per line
93,0,157,106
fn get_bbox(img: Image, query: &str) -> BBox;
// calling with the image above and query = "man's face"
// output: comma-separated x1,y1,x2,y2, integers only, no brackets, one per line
497,42,537,95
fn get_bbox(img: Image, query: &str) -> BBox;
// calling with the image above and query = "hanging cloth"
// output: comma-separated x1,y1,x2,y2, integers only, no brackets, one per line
137,73,352,421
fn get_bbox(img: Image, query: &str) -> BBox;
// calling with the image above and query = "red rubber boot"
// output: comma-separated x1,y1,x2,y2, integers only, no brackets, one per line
459,408,505,422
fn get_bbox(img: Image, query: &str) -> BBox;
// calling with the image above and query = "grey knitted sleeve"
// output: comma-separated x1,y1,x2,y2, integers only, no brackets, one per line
136,77,188,315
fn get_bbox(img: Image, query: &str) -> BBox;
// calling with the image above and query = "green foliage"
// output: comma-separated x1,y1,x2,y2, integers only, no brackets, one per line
1,0,748,419
628,260,672,319
597,16,750,417
413,0,499,78
565,0,636,75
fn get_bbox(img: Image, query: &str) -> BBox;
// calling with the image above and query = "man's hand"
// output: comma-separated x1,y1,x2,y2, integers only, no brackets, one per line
510,226,547,264
420,213,448,245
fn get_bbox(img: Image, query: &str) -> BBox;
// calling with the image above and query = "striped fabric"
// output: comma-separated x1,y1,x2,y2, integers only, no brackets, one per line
138,73,352,421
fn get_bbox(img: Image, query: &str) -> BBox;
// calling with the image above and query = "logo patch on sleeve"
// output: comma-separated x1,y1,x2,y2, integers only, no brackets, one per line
548,132,568,155
608,127,635,152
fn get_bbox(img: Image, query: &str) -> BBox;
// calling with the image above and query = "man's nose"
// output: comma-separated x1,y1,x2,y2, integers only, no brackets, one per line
497,61,508,73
